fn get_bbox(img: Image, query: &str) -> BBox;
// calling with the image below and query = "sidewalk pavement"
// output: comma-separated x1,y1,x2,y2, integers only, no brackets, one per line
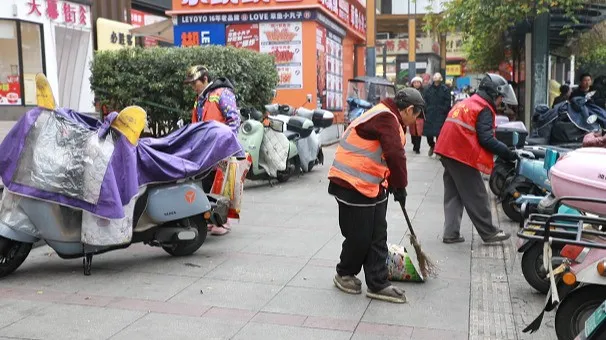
0,141,555,340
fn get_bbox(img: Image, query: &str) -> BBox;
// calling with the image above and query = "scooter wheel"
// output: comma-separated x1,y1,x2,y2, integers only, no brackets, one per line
489,172,507,196
521,243,551,294
0,236,32,278
555,285,606,340
501,194,523,223
162,215,208,257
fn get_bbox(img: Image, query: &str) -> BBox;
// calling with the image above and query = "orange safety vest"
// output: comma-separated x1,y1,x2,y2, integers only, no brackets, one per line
327,104,407,198
191,87,227,124
434,94,496,174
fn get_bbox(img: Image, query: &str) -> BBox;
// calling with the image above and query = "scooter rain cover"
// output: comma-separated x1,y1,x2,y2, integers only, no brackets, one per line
0,107,244,220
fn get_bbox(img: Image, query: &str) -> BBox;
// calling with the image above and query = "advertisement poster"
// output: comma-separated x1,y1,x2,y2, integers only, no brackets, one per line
174,23,227,47
325,32,343,111
0,75,21,105
226,24,260,51
316,26,327,108
259,22,302,89
130,9,166,47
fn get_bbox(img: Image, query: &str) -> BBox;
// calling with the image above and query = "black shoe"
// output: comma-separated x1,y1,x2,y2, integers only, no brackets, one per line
428,147,434,156
443,236,465,244
413,149,420,154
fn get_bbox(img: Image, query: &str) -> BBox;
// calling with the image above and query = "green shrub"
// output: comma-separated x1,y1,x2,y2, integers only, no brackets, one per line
90,46,279,136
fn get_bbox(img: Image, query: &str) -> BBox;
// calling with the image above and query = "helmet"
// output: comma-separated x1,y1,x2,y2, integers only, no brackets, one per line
478,73,518,106
184,65,209,84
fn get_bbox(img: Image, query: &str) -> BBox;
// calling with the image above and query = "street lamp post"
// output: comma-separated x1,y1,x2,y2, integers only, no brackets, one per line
366,0,377,77
408,0,417,79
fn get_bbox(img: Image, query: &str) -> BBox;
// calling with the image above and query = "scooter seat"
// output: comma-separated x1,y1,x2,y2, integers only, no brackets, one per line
284,130,299,141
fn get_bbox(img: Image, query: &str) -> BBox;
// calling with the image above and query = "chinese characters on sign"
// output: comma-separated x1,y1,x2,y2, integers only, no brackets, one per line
226,24,260,50
111,31,135,47
180,0,303,6
26,0,89,26
375,38,440,55
317,0,365,35
178,10,314,25
0,76,22,106
325,31,343,111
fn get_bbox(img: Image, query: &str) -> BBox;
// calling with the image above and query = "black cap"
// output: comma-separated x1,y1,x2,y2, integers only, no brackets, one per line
395,88,426,112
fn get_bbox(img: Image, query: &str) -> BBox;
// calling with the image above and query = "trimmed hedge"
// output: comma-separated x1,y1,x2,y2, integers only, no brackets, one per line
90,46,279,136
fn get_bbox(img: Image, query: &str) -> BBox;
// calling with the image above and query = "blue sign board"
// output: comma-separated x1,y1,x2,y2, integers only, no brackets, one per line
178,10,316,25
174,23,226,47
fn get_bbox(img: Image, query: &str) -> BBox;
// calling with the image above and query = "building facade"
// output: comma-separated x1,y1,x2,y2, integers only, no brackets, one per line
0,0,94,119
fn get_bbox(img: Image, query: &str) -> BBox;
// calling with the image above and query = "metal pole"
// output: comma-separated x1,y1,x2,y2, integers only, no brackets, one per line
570,55,575,85
382,44,387,78
366,0,377,77
408,0,416,79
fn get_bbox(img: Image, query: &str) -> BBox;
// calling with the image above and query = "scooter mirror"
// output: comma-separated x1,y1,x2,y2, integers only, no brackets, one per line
587,114,598,125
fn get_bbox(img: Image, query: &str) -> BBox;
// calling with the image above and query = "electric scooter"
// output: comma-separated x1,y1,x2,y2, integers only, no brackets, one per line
0,74,241,277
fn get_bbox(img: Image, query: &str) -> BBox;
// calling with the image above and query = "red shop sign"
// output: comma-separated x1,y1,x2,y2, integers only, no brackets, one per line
318,0,365,34
226,24,260,51
0,76,22,105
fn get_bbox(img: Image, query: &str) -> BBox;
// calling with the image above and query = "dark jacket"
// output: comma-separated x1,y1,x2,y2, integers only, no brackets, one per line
422,83,451,137
475,91,514,160
570,87,589,100
552,95,568,108
329,98,408,205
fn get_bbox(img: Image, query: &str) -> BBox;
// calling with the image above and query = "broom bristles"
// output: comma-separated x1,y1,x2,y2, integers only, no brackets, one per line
409,234,438,278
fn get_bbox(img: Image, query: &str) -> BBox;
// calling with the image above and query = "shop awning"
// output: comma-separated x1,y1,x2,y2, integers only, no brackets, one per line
129,19,174,44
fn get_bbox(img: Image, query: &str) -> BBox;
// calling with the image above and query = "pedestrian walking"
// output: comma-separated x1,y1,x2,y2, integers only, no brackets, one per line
434,73,519,244
184,65,241,236
423,73,451,156
328,88,425,304
408,76,425,154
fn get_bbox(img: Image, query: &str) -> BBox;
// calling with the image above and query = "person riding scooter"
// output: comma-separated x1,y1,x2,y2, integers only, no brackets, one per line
184,65,241,236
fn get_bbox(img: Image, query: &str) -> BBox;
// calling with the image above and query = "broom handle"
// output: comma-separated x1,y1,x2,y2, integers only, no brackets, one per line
399,201,417,238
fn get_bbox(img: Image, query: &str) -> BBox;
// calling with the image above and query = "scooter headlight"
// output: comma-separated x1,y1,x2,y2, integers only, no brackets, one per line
241,121,253,134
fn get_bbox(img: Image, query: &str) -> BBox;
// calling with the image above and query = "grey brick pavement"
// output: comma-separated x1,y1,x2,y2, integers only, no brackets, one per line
0,138,556,339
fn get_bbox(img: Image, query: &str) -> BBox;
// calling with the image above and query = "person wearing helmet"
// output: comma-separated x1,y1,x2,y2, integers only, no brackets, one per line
184,65,241,236
434,73,518,244
408,76,425,154
327,88,425,304
184,65,241,135
423,72,452,157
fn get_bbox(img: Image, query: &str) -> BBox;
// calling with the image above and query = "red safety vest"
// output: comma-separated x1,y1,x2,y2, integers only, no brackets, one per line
327,104,407,198
191,87,227,124
434,94,496,174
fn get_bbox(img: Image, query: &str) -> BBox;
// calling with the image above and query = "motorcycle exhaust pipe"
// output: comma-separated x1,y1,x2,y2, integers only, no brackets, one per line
155,227,198,243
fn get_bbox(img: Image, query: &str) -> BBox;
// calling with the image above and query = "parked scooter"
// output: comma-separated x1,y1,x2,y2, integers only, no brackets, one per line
0,74,239,278
518,197,606,340
238,96,333,183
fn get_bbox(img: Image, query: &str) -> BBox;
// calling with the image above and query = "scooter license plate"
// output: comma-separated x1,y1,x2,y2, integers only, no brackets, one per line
583,300,606,339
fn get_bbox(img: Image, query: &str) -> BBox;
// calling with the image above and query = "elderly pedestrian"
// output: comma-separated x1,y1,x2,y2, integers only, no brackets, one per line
423,73,451,156
408,76,425,154
328,88,425,303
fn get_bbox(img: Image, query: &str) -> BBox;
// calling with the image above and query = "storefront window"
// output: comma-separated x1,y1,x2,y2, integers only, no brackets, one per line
21,22,44,105
0,20,44,106
0,20,21,105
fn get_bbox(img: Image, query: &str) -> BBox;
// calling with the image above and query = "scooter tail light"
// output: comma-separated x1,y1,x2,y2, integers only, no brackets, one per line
560,245,587,263
562,271,577,286
597,259,606,277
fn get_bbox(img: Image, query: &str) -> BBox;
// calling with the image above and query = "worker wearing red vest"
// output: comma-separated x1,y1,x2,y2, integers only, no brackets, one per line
184,65,241,135
434,74,519,244
328,88,425,304
184,65,241,236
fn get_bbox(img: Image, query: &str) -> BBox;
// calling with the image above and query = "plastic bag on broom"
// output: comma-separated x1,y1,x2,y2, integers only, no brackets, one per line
210,154,252,219
386,242,425,282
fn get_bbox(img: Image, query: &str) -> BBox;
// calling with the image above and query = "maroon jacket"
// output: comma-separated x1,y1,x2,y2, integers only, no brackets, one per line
331,98,408,194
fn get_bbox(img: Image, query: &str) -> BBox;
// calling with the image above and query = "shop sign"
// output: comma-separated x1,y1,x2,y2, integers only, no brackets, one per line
178,10,315,25
446,64,462,76
0,75,22,106
174,23,227,47
226,24,260,50
376,38,439,55
317,0,365,35
131,9,167,47
177,0,303,8
25,0,90,27
324,31,343,111
96,18,136,51
259,22,303,89
316,12,346,37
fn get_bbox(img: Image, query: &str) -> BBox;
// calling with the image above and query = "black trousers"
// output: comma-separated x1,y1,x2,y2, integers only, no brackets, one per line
336,199,390,292
202,170,216,192
411,136,422,151
427,136,438,148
